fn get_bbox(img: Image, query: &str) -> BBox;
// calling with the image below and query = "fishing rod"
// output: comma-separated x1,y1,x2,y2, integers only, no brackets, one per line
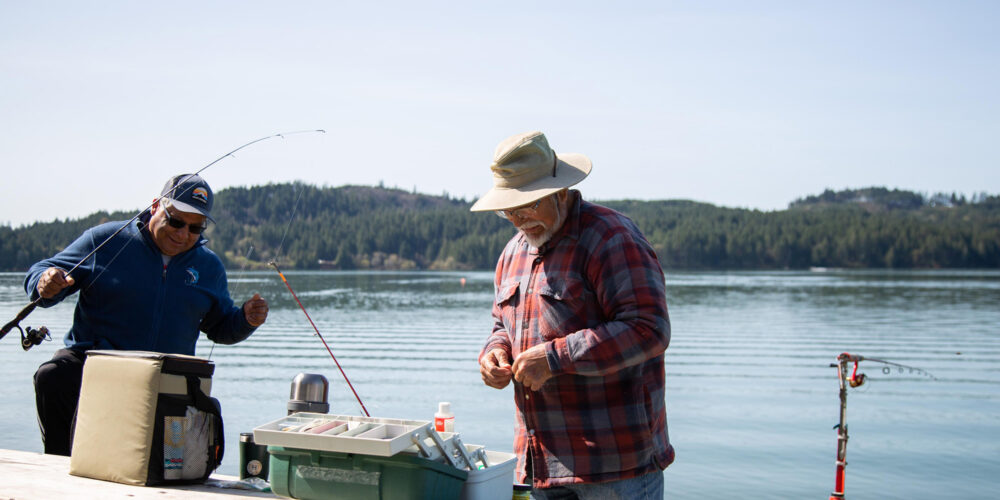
268,261,370,417
828,352,935,500
0,130,326,350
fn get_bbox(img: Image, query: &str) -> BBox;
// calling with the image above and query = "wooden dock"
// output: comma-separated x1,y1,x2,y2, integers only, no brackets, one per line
0,449,277,499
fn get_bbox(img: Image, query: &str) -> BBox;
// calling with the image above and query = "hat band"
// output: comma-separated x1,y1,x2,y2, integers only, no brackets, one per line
491,153,558,189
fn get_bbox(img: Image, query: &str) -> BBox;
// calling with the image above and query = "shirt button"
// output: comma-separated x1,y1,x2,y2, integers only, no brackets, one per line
528,429,535,436
525,393,530,400
526,288,532,294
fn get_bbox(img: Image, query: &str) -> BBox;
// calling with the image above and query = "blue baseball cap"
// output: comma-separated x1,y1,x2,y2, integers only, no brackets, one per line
160,174,215,222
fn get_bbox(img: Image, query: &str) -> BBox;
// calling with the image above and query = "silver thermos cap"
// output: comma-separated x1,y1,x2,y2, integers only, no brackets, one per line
287,372,330,415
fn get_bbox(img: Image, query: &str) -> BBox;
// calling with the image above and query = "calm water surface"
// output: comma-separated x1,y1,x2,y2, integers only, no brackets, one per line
1,270,997,499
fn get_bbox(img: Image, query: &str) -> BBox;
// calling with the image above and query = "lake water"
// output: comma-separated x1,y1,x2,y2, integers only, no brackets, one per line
1,269,998,499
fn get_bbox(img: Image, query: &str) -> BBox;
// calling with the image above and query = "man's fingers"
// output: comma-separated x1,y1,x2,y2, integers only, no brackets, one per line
480,352,513,389
510,349,553,391
243,294,269,327
495,349,511,366
245,294,267,309
483,350,506,370
484,373,511,389
38,268,74,298
57,272,75,287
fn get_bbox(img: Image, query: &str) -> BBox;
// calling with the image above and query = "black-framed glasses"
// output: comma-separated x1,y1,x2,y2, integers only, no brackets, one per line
495,198,544,220
162,205,208,234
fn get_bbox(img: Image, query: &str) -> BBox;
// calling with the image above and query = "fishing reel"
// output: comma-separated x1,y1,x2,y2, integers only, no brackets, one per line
19,325,51,351
0,301,47,352
835,352,866,388
848,370,866,388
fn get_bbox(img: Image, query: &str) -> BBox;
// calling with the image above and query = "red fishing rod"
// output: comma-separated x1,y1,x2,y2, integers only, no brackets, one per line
829,353,861,500
829,352,935,499
269,261,370,417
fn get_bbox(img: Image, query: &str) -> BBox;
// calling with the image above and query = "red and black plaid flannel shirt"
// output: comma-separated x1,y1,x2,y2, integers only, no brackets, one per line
482,191,675,488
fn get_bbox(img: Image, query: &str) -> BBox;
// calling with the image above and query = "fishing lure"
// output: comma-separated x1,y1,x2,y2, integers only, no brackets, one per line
0,130,325,350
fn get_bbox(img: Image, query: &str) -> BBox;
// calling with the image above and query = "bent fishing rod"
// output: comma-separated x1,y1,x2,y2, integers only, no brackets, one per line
0,130,326,351
268,261,371,417
828,352,935,500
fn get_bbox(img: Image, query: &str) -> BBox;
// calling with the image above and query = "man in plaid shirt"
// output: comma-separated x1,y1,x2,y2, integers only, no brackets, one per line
472,131,674,499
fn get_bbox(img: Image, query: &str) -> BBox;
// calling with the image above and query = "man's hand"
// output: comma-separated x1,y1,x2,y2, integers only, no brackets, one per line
243,293,268,327
480,348,513,389
512,344,554,391
37,267,74,299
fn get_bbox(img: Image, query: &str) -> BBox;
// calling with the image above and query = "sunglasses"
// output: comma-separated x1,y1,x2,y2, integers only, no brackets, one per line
495,198,544,220
162,206,208,234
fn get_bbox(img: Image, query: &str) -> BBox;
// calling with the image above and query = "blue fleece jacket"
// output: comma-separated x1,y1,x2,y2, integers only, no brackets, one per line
24,211,256,355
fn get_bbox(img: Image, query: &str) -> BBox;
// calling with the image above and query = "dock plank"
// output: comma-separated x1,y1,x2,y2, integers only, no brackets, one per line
0,449,276,499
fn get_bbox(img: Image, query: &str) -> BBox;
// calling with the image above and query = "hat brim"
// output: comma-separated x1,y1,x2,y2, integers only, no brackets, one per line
164,198,215,222
470,153,592,212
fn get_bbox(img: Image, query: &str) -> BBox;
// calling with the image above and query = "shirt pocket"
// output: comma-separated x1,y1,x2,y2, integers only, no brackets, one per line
496,279,520,334
536,277,593,341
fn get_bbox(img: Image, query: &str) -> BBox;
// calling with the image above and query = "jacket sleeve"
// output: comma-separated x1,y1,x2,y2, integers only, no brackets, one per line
198,264,257,344
480,252,514,361
545,226,671,377
24,228,98,307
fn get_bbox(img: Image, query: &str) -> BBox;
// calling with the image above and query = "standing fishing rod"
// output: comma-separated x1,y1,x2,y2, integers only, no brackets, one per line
268,261,370,417
828,352,935,500
0,130,325,350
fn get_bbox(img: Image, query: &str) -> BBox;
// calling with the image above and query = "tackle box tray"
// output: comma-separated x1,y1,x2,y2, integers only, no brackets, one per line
254,413,433,457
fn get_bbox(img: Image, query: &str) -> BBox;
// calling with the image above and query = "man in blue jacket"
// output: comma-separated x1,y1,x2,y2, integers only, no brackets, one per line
25,173,269,455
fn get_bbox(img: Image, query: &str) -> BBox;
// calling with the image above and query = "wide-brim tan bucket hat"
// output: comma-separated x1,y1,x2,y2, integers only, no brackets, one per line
470,131,592,212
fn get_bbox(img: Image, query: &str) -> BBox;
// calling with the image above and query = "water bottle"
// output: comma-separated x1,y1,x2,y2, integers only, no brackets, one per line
434,402,454,432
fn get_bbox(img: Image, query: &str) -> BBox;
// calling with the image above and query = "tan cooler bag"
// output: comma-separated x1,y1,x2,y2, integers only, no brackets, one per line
69,350,224,485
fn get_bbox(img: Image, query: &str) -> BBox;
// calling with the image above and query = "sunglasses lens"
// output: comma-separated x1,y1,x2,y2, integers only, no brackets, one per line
164,209,206,233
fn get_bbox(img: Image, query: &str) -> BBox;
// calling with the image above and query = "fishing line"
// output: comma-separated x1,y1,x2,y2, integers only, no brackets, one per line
229,245,257,300
0,129,326,349
80,231,139,295
58,130,324,282
264,182,372,415
268,261,371,417
272,183,305,265
209,244,256,361
841,353,937,381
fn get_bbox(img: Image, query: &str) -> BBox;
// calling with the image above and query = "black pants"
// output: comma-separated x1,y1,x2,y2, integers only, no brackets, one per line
34,348,86,456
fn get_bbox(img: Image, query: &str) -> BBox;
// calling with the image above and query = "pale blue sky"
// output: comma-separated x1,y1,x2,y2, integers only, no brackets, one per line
2,1,998,227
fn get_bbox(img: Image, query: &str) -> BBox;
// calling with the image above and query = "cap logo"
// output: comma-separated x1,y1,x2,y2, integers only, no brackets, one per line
191,187,209,205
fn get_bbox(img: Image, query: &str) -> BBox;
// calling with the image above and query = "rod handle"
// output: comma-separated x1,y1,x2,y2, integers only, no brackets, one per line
0,301,39,340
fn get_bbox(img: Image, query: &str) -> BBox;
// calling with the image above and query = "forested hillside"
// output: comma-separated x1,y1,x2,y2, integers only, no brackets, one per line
1,184,997,271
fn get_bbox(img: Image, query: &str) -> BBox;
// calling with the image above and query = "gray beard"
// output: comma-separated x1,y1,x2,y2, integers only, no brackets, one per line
519,198,565,248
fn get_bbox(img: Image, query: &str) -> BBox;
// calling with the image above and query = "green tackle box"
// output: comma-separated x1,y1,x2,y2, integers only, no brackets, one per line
267,445,469,500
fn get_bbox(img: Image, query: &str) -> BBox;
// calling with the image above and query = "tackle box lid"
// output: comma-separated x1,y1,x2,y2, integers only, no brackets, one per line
253,412,433,457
